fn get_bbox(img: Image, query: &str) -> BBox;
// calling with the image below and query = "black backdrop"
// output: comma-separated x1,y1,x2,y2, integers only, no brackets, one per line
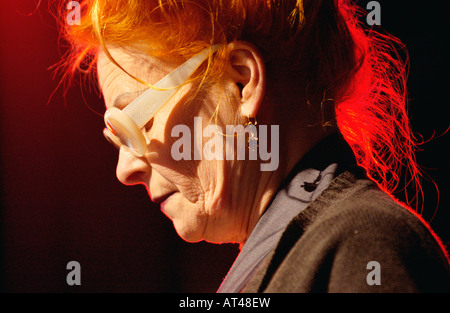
0,1,448,292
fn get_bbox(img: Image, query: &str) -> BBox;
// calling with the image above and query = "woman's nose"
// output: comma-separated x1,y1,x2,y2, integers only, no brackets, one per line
116,147,150,185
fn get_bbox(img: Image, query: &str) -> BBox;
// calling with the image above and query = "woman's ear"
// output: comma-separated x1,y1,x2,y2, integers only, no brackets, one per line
225,41,266,118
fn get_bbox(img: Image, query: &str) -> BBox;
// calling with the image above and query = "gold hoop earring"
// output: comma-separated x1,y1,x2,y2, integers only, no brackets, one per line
246,115,258,150
245,116,258,127
214,115,259,150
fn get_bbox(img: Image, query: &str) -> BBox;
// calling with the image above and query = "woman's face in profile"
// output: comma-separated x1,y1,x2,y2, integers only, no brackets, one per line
97,46,251,243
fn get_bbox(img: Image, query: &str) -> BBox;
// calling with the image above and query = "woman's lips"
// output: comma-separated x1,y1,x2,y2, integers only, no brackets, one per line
152,191,175,204
153,191,175,208
160,192,176,210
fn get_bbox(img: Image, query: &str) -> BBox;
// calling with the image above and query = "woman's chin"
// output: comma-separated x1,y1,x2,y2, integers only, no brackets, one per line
172,220,204,243
161,196,205,242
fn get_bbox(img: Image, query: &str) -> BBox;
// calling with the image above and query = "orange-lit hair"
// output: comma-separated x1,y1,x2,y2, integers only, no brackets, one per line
57,0,422,210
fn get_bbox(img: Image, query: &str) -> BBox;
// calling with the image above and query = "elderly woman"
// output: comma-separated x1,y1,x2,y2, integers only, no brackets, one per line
60,0,449,292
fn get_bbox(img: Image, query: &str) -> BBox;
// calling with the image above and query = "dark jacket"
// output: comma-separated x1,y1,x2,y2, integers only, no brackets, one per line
242,169,450,293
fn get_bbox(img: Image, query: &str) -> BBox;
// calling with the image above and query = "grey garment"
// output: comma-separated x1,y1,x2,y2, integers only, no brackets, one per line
217,163,338,293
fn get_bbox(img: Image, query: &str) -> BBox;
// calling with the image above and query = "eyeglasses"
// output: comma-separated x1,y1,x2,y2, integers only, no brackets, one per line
103,45,220,157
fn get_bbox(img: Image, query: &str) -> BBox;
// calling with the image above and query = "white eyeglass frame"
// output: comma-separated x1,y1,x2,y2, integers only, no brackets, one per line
103,45,220,157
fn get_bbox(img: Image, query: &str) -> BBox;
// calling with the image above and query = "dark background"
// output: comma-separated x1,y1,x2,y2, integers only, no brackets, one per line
0,1,448,292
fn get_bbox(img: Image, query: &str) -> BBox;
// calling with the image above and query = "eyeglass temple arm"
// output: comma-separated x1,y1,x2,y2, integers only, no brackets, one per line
122,45,220,129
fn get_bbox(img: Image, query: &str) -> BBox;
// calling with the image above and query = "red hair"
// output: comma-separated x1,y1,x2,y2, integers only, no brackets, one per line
56,0,422,210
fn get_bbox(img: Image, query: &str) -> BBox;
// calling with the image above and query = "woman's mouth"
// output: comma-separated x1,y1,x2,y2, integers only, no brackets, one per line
153,191,176,207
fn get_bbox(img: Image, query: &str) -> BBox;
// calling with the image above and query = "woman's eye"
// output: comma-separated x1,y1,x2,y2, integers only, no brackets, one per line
144,119,154,132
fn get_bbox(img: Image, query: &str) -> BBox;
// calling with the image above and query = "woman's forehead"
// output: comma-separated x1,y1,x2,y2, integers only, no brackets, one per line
97,47,172,109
